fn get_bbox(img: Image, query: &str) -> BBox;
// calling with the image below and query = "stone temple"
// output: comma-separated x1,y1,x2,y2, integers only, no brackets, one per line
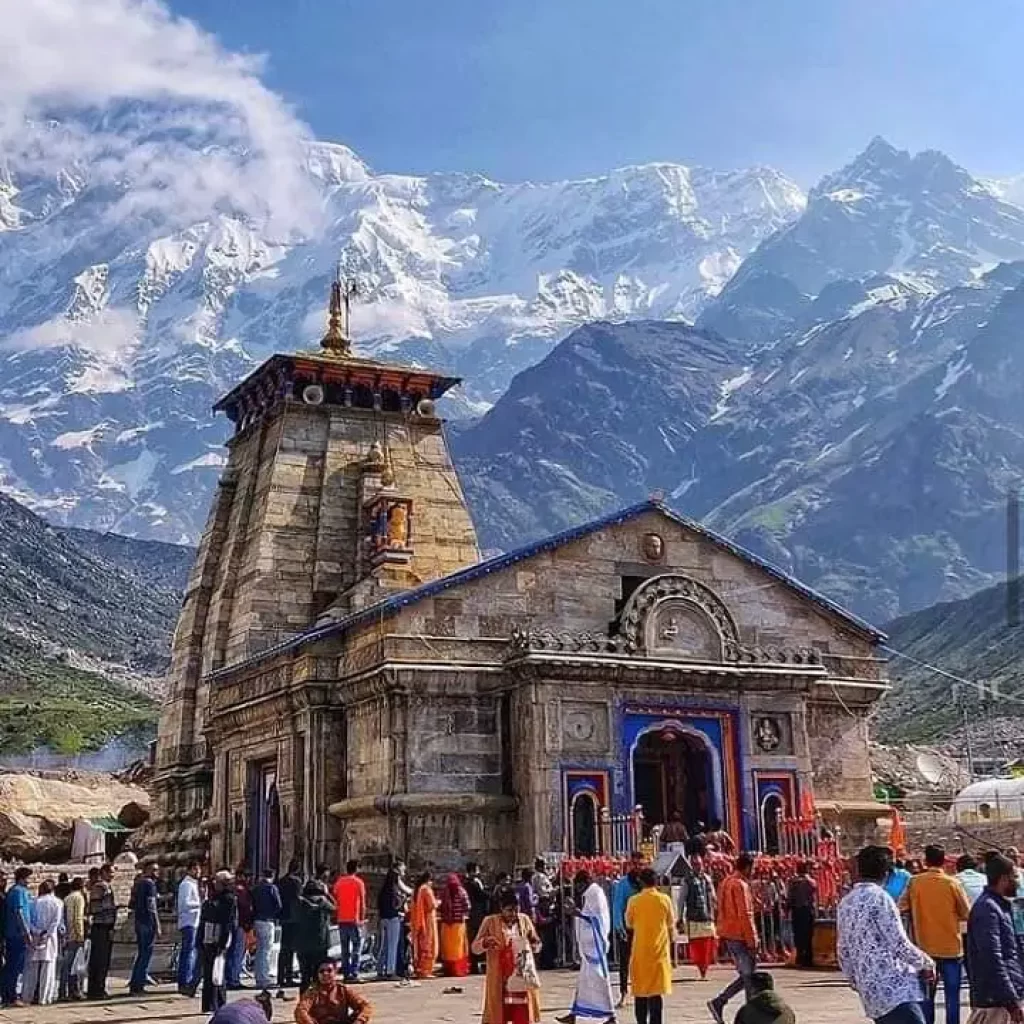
149,288,890,873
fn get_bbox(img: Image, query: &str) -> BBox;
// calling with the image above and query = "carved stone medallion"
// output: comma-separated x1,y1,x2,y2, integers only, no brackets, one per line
563,709,595,742
560,701,610,753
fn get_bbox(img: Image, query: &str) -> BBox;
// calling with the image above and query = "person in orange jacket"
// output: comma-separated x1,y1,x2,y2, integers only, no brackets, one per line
708,852,759,1024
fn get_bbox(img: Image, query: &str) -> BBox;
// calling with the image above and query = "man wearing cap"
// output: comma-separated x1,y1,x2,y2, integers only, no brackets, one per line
295,960,373,1024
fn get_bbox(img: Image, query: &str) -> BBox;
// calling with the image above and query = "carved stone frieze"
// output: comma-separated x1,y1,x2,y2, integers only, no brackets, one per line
508,626,623,655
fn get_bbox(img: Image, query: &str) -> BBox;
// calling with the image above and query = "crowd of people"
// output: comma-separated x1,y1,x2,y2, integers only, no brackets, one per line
837,843,1024,1024
0,848,800,1023
17,837,1024,1024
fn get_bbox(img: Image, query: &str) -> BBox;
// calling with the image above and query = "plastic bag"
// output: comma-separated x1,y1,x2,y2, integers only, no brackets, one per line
211,953,225,988
506,932,540,992
72,942,89,976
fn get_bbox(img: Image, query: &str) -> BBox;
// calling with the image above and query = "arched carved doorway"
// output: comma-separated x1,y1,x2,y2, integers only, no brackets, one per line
760,793,783,854
631,724,714,835
570,791,599,856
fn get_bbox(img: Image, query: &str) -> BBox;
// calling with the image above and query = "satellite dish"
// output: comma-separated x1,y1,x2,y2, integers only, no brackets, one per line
415,398,436,417
302,384,325,406
916,752,946,786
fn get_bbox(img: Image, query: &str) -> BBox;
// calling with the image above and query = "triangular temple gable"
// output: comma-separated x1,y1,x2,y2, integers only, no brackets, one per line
373,505,881,661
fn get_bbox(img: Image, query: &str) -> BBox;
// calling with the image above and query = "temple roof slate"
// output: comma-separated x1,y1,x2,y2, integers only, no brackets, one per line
209,498,885,682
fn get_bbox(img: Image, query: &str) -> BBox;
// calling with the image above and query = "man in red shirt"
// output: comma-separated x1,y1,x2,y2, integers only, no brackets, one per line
331,860,366,983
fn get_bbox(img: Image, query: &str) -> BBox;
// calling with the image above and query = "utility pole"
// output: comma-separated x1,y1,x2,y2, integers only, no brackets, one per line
959,683,976,782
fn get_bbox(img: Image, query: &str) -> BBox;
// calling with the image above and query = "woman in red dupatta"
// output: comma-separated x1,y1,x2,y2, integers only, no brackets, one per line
439,874,471,976
409,872,439,979
471,887,542,1024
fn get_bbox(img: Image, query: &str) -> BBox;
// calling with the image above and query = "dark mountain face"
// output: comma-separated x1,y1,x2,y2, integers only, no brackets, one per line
455,263,1024,620
452,321,745,548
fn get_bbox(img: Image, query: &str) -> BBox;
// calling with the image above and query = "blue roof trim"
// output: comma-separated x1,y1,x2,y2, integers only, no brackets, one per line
209,498,884,681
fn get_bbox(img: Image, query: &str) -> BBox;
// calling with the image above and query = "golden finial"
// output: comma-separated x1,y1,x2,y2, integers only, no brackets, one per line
320,270,357,356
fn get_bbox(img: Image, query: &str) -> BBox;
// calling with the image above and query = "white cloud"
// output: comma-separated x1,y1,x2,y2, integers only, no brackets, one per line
4,308,139,356
0,0,322,238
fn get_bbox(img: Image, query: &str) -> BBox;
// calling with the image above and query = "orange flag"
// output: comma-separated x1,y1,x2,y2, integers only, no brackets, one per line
888,809,907,856
799,787,816,819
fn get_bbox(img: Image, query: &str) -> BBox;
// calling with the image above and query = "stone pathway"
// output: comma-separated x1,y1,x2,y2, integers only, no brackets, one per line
0,966,885,1023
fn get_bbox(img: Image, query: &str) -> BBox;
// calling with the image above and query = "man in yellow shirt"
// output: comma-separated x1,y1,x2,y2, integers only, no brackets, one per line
898,844,970,1024
624,868,675,1024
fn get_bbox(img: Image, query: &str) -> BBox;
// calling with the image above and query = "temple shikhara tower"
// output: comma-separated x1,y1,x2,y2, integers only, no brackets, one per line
150,284,890,873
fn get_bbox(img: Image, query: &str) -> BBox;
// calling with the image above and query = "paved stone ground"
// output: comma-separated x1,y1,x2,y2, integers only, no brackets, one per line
0,966,920,1024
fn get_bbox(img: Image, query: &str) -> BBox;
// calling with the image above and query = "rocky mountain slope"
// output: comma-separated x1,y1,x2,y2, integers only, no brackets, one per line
0,492,190,754
0,112,803,543
881,580,1024,758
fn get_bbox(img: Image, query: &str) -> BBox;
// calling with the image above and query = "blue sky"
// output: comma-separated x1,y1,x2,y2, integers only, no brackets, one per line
171,0,1023,185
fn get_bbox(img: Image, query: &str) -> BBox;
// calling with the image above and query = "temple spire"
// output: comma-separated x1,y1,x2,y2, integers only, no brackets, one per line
320,271,357,356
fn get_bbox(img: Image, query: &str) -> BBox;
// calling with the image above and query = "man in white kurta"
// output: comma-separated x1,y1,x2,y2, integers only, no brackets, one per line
558,871,616,1023
23,882,63,1005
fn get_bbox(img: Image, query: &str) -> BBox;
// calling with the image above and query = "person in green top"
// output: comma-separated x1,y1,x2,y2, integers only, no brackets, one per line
733,972,796,1024
295,879,336,994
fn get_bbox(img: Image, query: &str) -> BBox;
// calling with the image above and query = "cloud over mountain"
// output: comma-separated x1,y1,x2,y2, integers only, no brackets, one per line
0,0,320,237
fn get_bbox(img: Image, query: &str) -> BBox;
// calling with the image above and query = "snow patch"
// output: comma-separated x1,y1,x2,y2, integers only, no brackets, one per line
935,355,970,399
104,449,160,497
171,451,228,474
50,424,107,450
709,366,753,421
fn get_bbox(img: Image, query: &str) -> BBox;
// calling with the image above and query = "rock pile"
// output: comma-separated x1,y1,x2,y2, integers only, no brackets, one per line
0,771,150,861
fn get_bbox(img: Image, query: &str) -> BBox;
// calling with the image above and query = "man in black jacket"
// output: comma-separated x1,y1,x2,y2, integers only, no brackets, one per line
966,853,1024,1023
464,862,490,975
276,859,304,999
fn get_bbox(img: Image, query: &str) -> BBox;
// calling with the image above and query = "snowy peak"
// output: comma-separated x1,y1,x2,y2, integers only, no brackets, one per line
0,120,805,541
700,139,1024,345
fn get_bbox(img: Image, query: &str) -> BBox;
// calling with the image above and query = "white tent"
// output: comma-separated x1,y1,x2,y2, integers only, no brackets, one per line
947,777,1024,824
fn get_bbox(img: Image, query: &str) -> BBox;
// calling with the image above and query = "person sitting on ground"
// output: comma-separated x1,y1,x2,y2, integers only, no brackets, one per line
209,989,274,1023
733,972,796,1024
294,960,373,1024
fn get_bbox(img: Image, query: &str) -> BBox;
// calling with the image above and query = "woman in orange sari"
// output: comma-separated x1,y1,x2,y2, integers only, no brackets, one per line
471,887,542,1024
439,874,471,977
409,872,439,979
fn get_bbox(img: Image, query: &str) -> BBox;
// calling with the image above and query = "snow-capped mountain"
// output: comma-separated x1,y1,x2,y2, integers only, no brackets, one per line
699,137,1024,345
0,120,803,541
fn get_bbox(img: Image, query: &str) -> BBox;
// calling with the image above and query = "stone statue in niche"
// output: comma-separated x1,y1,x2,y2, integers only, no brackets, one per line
754,717,782,752
647,599,721,660
387,502,409,548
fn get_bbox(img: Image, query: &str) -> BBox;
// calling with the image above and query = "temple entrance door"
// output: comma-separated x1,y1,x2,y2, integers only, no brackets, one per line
632,727,713,835
760,793,783,854
251,764,280,876
570,792,599,856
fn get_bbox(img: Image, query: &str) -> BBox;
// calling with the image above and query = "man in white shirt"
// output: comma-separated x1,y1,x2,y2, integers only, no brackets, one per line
176,860,203,996
838,845,934,1024
23,880,63,1005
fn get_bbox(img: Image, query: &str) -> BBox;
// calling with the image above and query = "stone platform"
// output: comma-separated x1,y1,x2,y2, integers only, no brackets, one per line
0,966,911,1023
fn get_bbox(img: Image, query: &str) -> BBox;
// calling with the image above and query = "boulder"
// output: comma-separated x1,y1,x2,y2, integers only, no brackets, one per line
0,772,150,861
